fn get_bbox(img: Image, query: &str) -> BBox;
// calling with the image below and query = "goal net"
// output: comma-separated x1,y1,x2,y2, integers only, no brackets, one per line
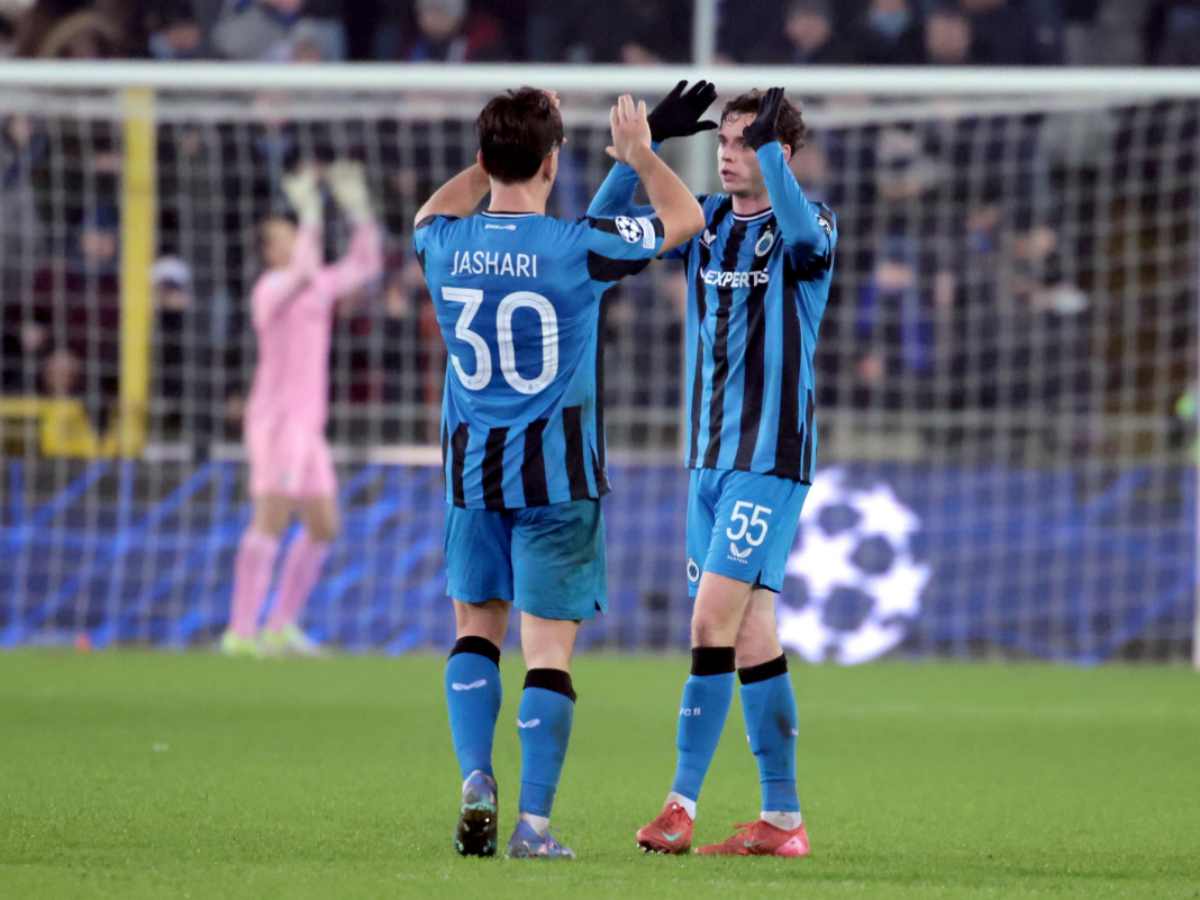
0,65,1195,663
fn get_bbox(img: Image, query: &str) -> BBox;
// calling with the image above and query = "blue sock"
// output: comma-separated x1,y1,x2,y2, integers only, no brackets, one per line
670,646,736,803
444,637,502,780
739,655,800,814
517,669,576,817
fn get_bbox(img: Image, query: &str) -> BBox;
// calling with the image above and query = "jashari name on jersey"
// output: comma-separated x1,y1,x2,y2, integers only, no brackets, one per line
451,249,540,278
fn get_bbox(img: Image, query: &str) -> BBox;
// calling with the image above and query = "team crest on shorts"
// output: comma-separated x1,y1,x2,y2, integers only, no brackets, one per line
686,558,701,583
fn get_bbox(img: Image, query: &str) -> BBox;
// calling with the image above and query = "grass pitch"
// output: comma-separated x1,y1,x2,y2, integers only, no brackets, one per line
2,652,1198,899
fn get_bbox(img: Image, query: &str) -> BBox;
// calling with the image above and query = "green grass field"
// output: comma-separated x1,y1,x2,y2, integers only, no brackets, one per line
2,652,1198,899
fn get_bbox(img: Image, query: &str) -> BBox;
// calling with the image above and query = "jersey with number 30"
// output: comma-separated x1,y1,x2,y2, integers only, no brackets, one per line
414,210,666,509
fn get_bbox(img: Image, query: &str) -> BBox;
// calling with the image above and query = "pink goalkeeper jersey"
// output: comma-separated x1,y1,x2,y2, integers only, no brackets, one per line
245,223,383,436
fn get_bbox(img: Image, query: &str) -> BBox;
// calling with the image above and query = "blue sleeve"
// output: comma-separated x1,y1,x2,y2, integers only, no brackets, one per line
587,144,694,261
757,143,836,263
581,215,667,282
586,142,662,219
412,214,457,269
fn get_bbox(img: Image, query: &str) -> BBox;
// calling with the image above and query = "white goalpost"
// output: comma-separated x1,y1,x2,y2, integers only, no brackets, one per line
0,62,1194,664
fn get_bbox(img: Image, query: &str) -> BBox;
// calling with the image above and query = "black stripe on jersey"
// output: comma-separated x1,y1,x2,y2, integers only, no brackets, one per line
591,447,609,496
686,253,709,468
584,215,665,239
733,222,776,469
441,422,449,491
521,418,550,507
770,282,804,480
562,405,590,500
801,388,815,482
414,214,458,230
587,251,651,282
450,423,469,507
482,427,508,510
702,218,750,468
688,198,733,467
784,246,834,283
595,300,609,472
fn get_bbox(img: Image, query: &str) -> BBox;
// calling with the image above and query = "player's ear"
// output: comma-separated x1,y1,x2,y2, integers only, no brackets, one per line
781,143,793,165
475,149,487,174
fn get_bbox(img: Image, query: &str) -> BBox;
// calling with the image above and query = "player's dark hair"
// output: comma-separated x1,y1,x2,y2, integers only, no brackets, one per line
721,90,807,154
476,87,564,184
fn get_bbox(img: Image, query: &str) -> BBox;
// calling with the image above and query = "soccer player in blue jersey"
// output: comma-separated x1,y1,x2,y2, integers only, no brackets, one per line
588,85,837,857
413,88,704,860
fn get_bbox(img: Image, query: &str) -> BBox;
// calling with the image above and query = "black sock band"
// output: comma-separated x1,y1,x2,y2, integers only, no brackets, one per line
524,668,576,702
691,646,736,676
449,636,501,666
738,653,788,685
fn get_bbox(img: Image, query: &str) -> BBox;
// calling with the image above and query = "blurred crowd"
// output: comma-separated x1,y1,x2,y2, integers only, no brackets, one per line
0,0,1198,65
0,0,1196,460
2,94,1193,458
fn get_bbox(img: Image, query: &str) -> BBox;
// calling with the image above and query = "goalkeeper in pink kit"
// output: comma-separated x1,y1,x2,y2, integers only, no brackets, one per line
221,162,382,657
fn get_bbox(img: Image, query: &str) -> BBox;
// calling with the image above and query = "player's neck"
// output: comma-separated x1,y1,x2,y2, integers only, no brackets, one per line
731,191,771,218
488,182,547,216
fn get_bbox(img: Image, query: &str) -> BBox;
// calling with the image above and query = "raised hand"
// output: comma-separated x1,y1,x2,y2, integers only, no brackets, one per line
281,166,322,227
742,86,785,151
326,160,373,224
606,93,653,165
647,79,719,143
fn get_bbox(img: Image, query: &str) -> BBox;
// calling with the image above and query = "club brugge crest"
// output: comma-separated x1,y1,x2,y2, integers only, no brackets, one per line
754,228,776,256
778,468,930,664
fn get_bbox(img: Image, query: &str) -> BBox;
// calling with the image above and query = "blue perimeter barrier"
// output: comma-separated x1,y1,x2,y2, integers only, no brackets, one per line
1,460,1194,663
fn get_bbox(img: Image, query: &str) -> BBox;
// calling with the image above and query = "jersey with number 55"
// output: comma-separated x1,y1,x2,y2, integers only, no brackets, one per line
414,209,666,509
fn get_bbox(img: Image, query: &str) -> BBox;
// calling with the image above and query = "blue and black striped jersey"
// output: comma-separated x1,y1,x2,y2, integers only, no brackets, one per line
414,210,666,509
588,142,837,483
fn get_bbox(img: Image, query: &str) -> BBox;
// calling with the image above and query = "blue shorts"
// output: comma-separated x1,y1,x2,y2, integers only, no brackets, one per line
686,469,810,598
444,499,607,621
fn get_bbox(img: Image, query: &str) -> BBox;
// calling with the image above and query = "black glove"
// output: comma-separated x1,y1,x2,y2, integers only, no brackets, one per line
742,86,785,151
647,79,719,143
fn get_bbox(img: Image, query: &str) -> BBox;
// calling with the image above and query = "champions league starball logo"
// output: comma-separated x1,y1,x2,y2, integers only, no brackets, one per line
778,468,931,665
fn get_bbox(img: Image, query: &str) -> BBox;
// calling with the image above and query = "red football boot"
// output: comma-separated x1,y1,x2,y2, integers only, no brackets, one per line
635,801,694,854
696,819,810,857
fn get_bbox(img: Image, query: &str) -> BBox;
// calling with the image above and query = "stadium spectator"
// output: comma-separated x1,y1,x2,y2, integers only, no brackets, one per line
33,9,122,57
789,136,831,204
376,264,427,438
715,0,785,63
0,114,48,393
398,0,506,62
211,0,344,61
846,0,924,65
40,345,81,396
751,0,852,65
527,0,691,64
0,4,20,55
10,0,84,56
1144,0,1200,65
150,255,217,443
923,4,976,65
958,0,1063,64
23,206,121,431
854,238,941,404
146,1,206,59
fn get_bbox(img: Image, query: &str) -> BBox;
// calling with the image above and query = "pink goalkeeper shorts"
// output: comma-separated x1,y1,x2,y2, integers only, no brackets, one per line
246,426,337,499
